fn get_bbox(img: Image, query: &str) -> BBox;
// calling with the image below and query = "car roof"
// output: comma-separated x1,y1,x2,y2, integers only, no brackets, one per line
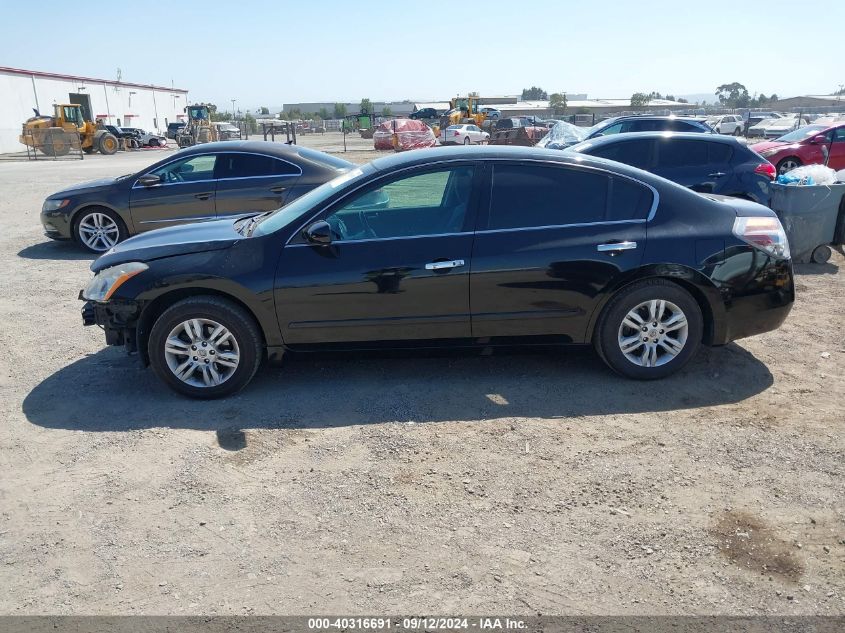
368,145,668,185
573,131,741,147
172,140,355,171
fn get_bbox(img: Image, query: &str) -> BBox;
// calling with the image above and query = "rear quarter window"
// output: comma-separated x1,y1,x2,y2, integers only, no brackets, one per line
608,177,653,221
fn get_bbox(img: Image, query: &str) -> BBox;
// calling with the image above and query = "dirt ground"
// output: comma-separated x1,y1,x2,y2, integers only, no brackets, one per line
0,138,843,616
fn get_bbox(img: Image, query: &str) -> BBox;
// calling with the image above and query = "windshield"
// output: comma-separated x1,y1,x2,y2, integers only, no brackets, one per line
252,167,369,236
774,124,827,142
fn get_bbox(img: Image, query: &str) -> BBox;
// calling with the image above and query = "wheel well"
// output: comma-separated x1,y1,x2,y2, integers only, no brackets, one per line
136,288,266,366
593,275,716,346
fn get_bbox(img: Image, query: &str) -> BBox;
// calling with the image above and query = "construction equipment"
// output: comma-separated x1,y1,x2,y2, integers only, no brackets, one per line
20,104,119,156
441,96,487,129
175,104,219,148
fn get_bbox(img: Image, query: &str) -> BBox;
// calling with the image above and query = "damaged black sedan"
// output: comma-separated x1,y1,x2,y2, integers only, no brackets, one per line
81,146,794,398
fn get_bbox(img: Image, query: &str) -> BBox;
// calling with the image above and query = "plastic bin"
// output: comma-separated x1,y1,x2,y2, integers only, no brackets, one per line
769,182,845,263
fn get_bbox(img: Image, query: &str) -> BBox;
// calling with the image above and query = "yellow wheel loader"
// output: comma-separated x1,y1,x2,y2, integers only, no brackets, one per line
20,104,119,156
175,104,219,148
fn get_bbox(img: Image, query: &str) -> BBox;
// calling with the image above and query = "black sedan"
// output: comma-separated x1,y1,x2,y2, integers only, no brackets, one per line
565,132,776,205
80,146,794,398
41,141,354,252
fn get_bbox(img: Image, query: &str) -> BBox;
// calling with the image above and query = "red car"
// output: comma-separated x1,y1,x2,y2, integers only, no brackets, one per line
751,122,845,175
373,118,436,152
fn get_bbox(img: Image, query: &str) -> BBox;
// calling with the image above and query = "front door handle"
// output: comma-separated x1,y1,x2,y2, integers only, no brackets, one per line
708,172,726,178
270,186,287,194
597,241,637,253
194,192,212,200
425,259,465,270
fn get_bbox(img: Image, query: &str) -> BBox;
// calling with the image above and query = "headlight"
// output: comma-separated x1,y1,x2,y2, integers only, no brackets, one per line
42,199,70,212
82,262,148,301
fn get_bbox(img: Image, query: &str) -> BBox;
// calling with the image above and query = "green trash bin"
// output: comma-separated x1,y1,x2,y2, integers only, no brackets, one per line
769,182,845,263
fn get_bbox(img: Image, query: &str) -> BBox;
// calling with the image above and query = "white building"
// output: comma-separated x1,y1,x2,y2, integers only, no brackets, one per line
0,66,189,154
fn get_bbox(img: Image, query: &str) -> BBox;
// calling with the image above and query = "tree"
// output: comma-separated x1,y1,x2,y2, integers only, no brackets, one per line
715,82,750,108
259,106,269,115
278,111,289,120
630,92,652,108
318,107,330,120
382,106,392,117
521,86,548,100
549,93,567,115
333,102,347,118
677,98,689,103
360,98,373,114
244,113,258,133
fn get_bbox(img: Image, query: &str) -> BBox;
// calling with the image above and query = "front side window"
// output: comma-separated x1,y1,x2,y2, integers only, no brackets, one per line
324,167,474,241
833,127,845,142
216,153,299,179
149,155,216,184
488,164,608,229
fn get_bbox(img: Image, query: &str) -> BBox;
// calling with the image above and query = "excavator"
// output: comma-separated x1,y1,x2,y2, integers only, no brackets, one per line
20,104,119,156
175,104,219,147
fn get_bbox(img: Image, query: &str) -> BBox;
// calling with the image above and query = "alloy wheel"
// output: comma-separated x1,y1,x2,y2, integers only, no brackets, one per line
779,159,800,174
78,212,120,251
163,318,241,388
617,299,688,368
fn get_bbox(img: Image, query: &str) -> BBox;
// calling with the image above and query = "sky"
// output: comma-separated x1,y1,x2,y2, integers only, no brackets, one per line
1,0,842,111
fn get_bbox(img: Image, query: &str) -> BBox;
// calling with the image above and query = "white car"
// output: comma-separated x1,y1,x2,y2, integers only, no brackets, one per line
706,114,744,135
440,124,489,145
749,116,809,139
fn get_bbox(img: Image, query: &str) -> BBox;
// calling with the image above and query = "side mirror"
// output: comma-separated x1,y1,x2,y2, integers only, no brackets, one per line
303,220,332,245
810,135,828,145
137,174,161,187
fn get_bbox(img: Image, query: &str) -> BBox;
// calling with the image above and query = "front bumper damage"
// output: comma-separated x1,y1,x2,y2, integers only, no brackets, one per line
81,296,141,353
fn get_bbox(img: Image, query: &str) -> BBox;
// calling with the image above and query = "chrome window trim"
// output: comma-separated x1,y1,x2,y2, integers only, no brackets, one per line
283,157,660,246
286,231,471,247
132,150,302,189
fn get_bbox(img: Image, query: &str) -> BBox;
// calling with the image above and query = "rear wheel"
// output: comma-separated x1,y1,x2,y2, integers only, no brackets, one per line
98,132,118,155
594,280,703,380
733,126,743,136
73,207,126,252
40,130,71,156
776,156,802,175
148,297,263,399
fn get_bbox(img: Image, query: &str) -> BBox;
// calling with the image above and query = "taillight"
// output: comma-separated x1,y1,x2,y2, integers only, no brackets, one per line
733,216,790,259
454,131,460,136
754,162,776,181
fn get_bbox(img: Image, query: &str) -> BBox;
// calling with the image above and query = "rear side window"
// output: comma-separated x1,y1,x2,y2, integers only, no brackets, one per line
216,153,299,179
588,139,653,170
668,120,705,132
609,177,653,221
628,119,664,132
708,142,733,164
656,139,709,167
488,164,608,229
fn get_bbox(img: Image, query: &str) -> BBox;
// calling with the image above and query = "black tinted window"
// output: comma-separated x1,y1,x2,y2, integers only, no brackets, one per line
656,140,709,167
708,142,733,163
217,153,299,178
589,139,653,170
609,177,652,221
489,165,608,229
629,119,664,132
668,120,703,132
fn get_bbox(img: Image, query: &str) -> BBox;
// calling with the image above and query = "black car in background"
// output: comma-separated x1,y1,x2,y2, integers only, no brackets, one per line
80,146,793,398
41,141,354,252
410,108,438,120
542,116,715,149
566,133,777,205
166,122,186,139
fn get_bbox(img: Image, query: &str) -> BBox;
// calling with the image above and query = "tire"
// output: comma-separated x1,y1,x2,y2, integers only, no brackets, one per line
40,130,71,156
733,126,742,136
594,279,703,380
72,207,126,253
776,156,802,175
463,136,470,145
98,132,118,155
148,296,263,399
148,138,161,147
811,244,832,264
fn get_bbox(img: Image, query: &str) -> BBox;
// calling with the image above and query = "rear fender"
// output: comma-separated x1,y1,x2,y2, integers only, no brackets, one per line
584,264,726,346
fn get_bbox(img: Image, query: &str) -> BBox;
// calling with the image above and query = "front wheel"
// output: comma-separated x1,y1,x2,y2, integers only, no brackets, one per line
73,208,126,252
776,157,802,175
594,280,703,380
148,297,263,399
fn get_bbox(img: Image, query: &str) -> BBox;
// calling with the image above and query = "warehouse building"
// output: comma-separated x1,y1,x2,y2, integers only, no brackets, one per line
0,66,189,154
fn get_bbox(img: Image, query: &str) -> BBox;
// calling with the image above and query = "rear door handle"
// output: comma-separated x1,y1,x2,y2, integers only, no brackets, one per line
708,172,726,178
425,259,465,270
270,186,287,193
597,241,637,253
194,192,212,200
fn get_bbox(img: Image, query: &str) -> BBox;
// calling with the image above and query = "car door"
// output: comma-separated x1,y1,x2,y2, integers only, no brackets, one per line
470,162,649,341
129,153,217,231
214,152,299,218
274,165,480,345
828,126,845,170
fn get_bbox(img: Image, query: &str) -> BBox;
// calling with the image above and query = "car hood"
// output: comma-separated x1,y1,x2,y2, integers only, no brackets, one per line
52,177,120,197
91,218,243,272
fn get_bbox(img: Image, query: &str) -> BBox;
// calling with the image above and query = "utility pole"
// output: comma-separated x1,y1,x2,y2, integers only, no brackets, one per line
231,99,237,121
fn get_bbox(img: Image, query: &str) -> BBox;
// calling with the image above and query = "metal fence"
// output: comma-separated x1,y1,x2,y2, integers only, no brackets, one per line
12,127,84,161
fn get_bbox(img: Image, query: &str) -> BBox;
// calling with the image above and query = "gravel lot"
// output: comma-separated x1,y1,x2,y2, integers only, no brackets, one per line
0,138,843,615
